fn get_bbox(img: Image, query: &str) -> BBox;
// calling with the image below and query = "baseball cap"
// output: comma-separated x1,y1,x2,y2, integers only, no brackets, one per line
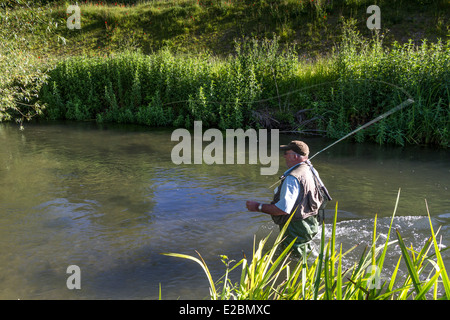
280,140,310,157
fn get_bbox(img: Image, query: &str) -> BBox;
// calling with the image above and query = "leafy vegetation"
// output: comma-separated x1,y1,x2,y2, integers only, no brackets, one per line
40,38,304,130
163,190,450,300
40,30,449,146
318,19,450,146
0,0,449,146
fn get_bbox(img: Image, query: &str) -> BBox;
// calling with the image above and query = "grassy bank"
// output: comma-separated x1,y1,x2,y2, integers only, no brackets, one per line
2,0,448,57
40,31,450,146
1,0,449,146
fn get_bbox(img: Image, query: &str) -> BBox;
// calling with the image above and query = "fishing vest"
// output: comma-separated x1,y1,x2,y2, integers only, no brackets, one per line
271,163,323,225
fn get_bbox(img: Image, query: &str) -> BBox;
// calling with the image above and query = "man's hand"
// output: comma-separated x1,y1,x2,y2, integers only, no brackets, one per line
246,201,288,216
246,201,260,212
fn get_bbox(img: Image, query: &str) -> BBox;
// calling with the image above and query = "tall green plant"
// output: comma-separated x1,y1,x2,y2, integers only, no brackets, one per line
326,19,450,147
162,189,449,300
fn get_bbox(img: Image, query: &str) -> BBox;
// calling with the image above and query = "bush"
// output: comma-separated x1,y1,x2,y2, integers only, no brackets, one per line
40,29,449,146
0,37,50,125
322,19,450,146
41,38,302,129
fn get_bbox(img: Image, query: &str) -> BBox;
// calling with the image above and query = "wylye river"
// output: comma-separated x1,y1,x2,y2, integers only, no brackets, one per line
0,122,448,299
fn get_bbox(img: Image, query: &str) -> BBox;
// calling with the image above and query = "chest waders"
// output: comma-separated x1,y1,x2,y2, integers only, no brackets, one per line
271,163,328,256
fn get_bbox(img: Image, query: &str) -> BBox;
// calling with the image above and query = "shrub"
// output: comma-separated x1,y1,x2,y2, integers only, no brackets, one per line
40,29,449,146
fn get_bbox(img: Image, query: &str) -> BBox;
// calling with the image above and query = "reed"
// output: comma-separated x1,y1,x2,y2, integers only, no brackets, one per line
162,190,449,300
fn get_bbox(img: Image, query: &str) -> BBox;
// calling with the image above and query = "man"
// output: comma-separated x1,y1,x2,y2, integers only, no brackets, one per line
246,140,324,256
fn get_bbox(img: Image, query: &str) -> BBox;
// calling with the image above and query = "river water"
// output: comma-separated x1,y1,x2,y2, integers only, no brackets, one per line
0,122,448,299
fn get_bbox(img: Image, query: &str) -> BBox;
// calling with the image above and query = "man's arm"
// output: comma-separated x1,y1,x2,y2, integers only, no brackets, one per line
246,175,300,217
246,201,288,216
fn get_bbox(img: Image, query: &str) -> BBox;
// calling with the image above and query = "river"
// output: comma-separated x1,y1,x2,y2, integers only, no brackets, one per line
0,121,448,299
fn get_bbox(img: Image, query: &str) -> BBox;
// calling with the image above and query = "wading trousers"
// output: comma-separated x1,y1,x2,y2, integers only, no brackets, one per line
279,215,319,257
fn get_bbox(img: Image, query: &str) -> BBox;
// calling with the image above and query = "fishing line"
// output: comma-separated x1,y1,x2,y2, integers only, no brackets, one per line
160,78,415,108
159,78,415,187
309,98,415,160
160,78,416,149
268,97,415,189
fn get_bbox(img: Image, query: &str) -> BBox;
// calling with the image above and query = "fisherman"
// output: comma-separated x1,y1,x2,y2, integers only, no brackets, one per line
246,140,325,256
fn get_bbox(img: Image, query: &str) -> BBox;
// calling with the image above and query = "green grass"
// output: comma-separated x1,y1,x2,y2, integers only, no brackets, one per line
162,190,450,300
2,0,448,58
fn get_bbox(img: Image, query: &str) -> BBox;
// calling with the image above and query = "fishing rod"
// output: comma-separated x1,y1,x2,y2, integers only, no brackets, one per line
309,98,415,160
270,98,415,189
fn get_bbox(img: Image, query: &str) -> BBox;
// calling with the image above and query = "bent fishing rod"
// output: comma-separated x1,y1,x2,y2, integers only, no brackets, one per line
270,98,415,191
309,98,415,160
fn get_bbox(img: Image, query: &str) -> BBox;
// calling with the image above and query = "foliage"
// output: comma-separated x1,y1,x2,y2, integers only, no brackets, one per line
40,39,304,129
40,28,449,146
324,19,450,147
1,0,449,146
0,32,51,126
0,0,62,124
162,190,450,300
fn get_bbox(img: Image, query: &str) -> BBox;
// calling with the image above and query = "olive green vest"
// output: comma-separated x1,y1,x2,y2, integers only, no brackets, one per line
271,163,322,225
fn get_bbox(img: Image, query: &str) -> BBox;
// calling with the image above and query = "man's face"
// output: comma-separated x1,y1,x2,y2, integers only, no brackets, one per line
283,150,299,168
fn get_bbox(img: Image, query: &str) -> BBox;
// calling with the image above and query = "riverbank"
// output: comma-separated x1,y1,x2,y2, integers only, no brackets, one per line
39,29,450,147
1,0,449,146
